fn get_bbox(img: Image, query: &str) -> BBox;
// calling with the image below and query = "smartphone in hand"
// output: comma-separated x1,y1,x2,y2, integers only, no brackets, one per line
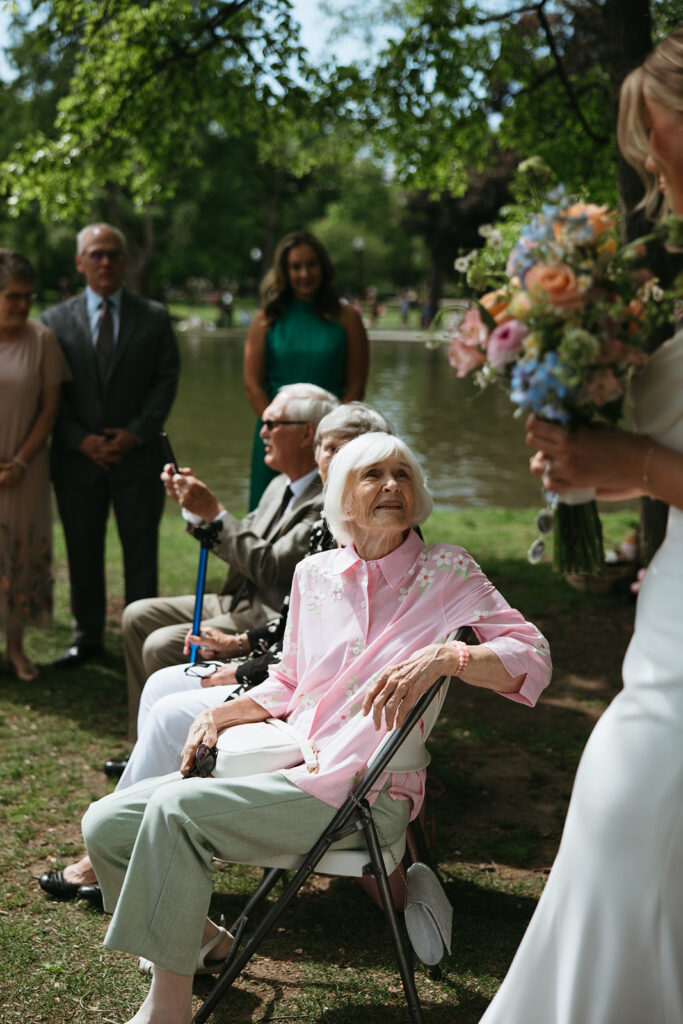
160,431,179,473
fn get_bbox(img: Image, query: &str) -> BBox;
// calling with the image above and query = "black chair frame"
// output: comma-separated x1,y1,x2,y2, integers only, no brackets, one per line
192,651,459,1024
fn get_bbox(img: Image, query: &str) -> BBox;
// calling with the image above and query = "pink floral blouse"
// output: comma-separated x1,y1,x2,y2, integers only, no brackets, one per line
248,530,551,816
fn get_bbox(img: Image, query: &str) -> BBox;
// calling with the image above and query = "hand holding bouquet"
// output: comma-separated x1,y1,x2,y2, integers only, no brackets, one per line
444,184,679,574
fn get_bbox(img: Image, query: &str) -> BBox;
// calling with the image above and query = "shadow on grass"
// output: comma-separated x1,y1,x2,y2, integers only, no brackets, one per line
0,645,128,743
198,871,537,1024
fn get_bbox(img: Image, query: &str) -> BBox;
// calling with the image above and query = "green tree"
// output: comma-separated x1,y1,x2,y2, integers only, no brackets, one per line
0,1,313,220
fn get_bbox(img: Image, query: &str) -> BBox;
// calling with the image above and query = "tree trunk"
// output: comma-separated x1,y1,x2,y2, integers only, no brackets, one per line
602,0,653,242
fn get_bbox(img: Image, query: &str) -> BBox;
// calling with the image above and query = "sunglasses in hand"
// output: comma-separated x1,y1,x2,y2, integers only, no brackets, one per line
184,742,218,778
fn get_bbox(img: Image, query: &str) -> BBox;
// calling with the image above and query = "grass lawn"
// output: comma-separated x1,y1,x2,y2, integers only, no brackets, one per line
0,507,638,1022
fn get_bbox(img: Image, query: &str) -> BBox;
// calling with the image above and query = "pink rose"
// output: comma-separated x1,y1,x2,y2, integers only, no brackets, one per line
583,368,622,407
486,319,529,371
448,308,489,378
449,338,487,377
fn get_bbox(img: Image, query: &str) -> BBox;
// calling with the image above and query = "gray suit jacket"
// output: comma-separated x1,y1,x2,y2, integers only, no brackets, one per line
42,290,180,485
210,473,323,624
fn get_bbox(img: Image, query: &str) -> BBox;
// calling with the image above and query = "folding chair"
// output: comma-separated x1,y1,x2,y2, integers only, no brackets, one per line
193,627,466,1024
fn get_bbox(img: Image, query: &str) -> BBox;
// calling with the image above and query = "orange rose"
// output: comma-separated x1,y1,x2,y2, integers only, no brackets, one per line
525,263,584,312
565,202,616,240
624,298,646,336
480,289,512,325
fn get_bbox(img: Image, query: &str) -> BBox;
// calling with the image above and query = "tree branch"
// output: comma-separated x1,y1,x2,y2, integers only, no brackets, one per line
536,3,608,143
76,1,258,152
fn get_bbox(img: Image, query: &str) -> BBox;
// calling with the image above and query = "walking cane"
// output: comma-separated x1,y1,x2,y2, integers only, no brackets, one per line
159,431,210,667
189,537,210,665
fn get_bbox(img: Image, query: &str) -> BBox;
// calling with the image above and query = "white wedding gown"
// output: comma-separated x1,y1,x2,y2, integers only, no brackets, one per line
480,327,683,1024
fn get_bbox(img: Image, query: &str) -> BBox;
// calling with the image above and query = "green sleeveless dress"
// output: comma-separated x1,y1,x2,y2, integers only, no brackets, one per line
249,299,348,508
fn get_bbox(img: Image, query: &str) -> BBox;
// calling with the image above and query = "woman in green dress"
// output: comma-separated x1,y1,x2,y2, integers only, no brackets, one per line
244,231,369,508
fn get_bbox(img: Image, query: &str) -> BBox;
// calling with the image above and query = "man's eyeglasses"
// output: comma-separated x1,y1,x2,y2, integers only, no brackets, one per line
262,419,307,431
184,742,217,779
83,249,125,263
2,290,34,303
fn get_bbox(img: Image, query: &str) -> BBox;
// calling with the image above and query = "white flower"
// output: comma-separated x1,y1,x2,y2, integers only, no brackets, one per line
637,277,663,302
345,677,360,697
535,637,550,656
306,563,319,581
478,224,494,238
398,586,411,603
488,229,503,249
454,255,471,273
330,580,346,601
471,609,489,622
452,553,469,576
416,568,436,591
431,547,452,569
307,591,325,615
351,638,365,656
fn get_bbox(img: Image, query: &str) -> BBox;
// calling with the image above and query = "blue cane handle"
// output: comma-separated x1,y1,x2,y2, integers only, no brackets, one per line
189,545,209,665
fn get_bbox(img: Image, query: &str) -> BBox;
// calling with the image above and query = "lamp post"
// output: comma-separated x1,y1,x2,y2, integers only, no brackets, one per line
352,236,364,298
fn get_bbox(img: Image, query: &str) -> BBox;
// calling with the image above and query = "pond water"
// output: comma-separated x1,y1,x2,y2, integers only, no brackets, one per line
165,330,543,512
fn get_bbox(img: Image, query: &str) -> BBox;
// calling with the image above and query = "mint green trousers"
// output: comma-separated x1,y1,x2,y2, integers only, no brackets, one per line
82,770,409,975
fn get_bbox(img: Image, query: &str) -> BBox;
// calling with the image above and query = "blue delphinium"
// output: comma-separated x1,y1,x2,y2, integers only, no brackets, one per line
509,352,575,423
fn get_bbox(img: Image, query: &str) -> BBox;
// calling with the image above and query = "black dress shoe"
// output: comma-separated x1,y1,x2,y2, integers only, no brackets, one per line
39,869,81,901
103,753,130,779
53,644,103,669
77,883,103,910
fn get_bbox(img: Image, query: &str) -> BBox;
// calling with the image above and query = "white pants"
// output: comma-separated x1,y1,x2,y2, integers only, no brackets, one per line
117,662,240,789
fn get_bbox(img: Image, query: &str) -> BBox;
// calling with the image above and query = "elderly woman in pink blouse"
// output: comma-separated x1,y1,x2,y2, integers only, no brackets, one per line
82,432,551,1024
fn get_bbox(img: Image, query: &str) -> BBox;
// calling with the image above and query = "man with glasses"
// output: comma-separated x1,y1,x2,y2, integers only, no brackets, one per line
119,382,338,745
42,223,179,669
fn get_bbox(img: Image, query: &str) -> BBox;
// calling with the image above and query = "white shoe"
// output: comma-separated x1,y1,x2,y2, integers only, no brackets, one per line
137,925,233,977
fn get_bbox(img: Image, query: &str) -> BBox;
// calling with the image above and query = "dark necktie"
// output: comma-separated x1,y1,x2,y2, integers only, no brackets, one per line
269,484,294,533
96,299,114,388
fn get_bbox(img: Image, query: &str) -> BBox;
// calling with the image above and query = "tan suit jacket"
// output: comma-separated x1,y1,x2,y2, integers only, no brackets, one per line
212,472,323,623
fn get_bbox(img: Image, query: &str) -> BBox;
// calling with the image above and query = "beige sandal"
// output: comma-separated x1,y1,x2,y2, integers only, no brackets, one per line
138,924,233,977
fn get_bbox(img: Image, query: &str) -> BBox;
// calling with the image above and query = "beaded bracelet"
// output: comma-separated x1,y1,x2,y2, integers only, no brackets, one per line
451,640,471,677
13,456,28,470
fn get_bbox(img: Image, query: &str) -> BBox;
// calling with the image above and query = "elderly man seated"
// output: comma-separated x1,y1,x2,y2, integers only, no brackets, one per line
120,382,338,742
80,432,552,1024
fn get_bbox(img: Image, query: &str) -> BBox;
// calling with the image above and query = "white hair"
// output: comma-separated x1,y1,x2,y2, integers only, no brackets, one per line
276,383,339,426
324,432,433,545
314,402,393,449
76,223,127,255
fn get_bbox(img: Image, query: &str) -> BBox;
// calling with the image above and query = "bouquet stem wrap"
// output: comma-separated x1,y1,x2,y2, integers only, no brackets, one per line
553,490,604,575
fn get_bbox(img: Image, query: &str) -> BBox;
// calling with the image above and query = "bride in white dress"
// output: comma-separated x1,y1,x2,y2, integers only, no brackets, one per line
481,27,683,1024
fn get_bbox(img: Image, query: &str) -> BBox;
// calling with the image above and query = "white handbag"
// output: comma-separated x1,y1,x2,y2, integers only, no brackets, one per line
212,718,319,778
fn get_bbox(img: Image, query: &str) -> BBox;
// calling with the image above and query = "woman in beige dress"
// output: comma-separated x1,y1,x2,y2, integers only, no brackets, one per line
0,249,65,681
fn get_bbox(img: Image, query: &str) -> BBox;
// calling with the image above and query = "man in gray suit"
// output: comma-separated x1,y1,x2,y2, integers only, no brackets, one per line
43,223,180,668
120,382,337,740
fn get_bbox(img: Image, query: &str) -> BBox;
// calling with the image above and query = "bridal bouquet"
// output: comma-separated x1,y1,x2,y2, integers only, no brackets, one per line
445,186,677,574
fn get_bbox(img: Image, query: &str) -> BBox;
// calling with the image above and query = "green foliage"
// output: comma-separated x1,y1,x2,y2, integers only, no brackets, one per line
0,0,312,220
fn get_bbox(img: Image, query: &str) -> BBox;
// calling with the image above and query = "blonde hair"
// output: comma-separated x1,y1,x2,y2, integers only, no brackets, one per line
617,26,683,219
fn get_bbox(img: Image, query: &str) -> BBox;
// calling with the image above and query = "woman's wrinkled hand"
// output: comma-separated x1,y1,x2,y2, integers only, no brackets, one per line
362,644,445,730
180,709,219,776
182,625,242,659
